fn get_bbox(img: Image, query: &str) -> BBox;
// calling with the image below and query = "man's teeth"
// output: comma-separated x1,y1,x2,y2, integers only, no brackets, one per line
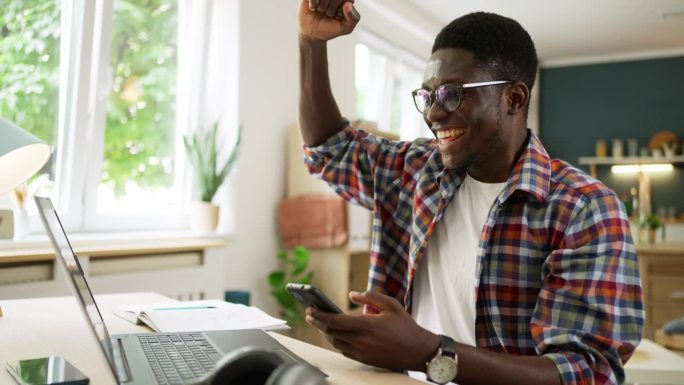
436,128,465,139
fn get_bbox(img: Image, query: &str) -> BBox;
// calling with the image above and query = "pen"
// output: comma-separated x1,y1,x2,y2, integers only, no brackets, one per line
153,306,217,311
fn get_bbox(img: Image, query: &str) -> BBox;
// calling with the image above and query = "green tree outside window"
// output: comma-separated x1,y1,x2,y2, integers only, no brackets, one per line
103,0,178,195
0,0,179,196
0,0,60,163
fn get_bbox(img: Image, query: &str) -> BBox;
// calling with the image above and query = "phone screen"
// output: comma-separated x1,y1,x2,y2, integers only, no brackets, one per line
6,356,89,385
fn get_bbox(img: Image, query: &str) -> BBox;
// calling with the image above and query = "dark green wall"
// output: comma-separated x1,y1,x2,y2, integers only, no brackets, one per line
539,56,684,217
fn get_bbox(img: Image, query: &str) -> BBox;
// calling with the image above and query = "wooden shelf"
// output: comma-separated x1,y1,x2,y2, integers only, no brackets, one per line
578,155,684,166
578,155,684,177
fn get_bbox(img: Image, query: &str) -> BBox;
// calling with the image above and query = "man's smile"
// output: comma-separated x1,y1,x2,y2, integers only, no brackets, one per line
434,127,466,142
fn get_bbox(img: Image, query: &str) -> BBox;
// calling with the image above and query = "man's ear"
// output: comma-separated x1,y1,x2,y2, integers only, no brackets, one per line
506,81,530,114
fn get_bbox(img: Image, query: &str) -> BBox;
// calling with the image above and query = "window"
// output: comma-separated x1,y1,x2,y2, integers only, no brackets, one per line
0,0,61,179
355,30,430,140
0,0,219,232
98,0,180,216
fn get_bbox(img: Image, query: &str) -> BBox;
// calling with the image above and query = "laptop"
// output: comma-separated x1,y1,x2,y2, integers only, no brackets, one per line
35,196,314,385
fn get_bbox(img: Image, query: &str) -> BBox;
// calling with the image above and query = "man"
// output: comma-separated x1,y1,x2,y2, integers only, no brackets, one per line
297,1,643,384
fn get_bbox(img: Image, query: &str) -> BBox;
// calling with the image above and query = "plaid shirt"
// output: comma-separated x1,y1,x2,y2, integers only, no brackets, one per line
303,126,644,385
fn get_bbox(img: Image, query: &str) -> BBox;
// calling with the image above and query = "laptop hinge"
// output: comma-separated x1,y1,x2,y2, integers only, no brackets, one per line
112,337,132,382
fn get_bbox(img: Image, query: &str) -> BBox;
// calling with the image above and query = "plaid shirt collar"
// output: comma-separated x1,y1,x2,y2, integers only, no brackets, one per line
502,131,551,204
410,130,551,264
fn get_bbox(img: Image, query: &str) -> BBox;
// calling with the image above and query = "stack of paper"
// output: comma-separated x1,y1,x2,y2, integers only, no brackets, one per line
113,299,288,333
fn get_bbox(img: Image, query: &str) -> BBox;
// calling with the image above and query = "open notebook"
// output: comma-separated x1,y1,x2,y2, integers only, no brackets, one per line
113,299,288,333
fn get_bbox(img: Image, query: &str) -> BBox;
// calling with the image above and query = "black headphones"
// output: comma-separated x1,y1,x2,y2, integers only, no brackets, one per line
198,346,327,385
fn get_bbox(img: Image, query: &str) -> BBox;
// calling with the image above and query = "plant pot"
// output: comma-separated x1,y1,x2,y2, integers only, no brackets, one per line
189,201,219,232
639,228,658,244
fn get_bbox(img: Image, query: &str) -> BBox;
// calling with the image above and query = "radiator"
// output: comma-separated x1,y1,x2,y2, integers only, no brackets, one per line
1,249,223,300
88,252,203,276
0,261,53,286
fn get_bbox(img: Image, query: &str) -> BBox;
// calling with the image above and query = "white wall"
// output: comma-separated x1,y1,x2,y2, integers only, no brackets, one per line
218,0,357,315
217,0,437,316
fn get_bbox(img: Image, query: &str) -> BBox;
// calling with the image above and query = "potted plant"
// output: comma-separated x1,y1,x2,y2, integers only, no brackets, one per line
183,122,241,232
640,213,662,244
267,245,314,327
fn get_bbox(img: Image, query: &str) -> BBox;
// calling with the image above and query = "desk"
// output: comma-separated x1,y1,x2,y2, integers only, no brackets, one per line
2,293,684,385
0,293,421,385
624,339,684,384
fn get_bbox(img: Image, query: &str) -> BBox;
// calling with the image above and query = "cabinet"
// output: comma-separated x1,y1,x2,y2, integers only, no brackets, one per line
285,123,396,349
578,155,684,178
637,244,684,340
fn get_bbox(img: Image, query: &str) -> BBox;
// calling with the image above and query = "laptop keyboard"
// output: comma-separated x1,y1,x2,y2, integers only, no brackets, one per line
138,333,221,385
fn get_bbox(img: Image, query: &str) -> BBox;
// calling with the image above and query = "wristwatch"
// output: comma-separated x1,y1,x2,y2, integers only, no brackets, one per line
426,334,458,384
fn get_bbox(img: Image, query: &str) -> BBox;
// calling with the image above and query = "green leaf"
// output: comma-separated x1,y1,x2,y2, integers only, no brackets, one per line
284,307,304,323
182,120,241,202
267,246,313,324
217,125,241,182
294,245,309,259
272,287,295,308
267,271,284,288
292,246,309,275
276,250,287,262
207,122,218,194
300,271,314,285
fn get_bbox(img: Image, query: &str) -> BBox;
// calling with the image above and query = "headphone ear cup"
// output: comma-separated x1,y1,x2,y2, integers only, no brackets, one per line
207,346,284,385
263,363,296,385
264,363,327,385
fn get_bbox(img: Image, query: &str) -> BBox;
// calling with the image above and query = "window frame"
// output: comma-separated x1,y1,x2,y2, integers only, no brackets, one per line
26,0,213,234
355,28,430,140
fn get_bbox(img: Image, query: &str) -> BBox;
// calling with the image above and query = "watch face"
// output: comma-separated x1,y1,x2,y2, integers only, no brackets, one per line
427,355,458,384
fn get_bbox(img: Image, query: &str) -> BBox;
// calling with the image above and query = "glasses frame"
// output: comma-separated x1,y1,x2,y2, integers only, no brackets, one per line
411,80,512,114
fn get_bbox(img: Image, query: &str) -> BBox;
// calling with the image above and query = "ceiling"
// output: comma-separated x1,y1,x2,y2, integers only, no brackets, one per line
403,0,684,65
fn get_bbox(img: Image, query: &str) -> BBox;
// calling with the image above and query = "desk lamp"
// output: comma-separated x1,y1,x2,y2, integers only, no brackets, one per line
0,117,51,195
0,117,50,318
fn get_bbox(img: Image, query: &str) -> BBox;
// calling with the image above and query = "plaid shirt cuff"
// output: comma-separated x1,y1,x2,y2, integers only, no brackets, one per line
544,351,621,385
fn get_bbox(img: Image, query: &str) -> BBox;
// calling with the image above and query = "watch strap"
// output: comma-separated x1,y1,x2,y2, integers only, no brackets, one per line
439,334,456,358
426,334,458,384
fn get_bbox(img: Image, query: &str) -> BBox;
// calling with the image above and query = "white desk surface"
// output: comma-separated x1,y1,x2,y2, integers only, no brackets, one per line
624,338,684,384
0,292,421,385
1,293,682,385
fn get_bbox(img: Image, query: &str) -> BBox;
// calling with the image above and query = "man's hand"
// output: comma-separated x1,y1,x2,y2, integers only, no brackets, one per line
305,291,440,371
298,0,360,41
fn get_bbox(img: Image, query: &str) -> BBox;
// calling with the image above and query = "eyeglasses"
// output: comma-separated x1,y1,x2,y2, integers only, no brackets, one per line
411,80,512,114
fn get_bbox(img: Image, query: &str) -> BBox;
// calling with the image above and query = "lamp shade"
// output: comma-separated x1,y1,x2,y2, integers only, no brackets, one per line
0,117,51,196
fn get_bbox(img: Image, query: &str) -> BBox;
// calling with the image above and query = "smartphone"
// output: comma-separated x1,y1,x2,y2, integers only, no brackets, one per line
286,283,343,314
6,356,89,385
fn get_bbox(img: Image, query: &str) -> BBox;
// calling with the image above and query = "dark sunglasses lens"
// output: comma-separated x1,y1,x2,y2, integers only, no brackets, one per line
413,90,431,113
436,85,460,112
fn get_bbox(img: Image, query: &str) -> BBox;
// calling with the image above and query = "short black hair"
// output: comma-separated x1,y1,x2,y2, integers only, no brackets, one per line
432,12,538,90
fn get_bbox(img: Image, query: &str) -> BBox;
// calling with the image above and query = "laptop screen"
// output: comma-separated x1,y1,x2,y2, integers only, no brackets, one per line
35,197,119,379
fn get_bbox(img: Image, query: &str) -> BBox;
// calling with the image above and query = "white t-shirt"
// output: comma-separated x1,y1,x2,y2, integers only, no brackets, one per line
412,173,506,349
